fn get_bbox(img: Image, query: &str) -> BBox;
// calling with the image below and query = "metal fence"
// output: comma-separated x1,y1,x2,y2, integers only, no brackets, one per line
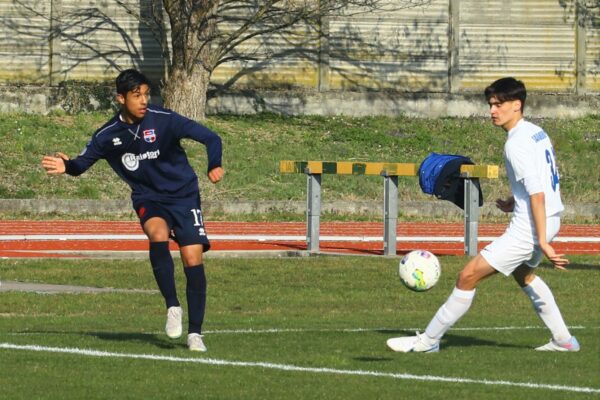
1,0,598,94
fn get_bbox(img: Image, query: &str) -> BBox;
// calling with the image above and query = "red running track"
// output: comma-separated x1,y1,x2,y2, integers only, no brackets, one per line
0,220,598,258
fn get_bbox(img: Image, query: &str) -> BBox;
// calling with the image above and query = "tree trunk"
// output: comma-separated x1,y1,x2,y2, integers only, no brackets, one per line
162,64,211,121
161,0,218,120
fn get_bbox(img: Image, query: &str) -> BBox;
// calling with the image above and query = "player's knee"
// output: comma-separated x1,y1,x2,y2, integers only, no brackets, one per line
455,257,486,290
147,232,170,242
183,256,203,267
456,269,477,290
143,218,170,241
146,227,169,241
180,244,204,267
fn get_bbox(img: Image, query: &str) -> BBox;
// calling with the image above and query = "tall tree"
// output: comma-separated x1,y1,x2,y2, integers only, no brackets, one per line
120,0,432,120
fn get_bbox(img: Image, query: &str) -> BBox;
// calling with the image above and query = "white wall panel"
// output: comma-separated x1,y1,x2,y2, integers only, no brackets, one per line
0,0,598,94
328,0,449,91
585,12,600,92
58,0,164,83
458,0,578,91
0,1,51,82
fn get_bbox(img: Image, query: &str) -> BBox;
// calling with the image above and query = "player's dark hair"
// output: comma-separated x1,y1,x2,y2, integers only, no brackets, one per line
484,77,526,112
116,69,151,95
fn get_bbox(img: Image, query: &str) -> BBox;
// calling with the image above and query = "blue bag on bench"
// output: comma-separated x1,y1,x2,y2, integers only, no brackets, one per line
418,152,483,210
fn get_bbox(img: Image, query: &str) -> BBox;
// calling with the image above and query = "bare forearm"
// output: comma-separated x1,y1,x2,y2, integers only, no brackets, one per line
530,192,547,245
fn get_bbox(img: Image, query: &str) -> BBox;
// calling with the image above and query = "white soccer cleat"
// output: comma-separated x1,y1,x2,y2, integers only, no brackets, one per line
535,336,580,352
165,306,183,339
187,333,207,352
386,332,440,353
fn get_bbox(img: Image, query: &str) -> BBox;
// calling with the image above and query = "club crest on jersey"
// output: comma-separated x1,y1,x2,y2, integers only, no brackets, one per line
143,129,156,143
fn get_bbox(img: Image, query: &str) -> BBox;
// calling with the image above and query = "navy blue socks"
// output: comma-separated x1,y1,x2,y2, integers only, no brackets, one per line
149,241,180,308
149,242,207,334
184,264,207,334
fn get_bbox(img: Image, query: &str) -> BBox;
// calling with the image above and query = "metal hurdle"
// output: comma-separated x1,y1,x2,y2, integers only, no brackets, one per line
280,160,499,256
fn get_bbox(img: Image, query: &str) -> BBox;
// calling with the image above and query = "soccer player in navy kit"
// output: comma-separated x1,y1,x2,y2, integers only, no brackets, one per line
41,69,224,352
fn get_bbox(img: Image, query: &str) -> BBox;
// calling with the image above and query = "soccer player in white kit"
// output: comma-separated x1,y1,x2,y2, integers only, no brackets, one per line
387,77,580,352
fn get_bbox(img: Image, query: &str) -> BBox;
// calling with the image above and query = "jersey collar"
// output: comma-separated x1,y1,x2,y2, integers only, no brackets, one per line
507,118,525,139
118,113,142,140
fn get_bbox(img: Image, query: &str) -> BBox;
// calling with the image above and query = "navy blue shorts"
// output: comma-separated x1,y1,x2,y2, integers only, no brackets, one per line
133,194,210,251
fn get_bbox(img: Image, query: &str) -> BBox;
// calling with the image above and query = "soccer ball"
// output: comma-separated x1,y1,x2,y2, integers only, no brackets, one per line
398,250,441,292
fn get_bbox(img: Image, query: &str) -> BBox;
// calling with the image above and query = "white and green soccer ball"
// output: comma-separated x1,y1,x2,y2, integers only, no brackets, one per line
398,250,441,292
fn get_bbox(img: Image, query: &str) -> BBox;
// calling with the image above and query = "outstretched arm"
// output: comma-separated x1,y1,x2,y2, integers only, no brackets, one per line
41,152,70,175
530,192,569,269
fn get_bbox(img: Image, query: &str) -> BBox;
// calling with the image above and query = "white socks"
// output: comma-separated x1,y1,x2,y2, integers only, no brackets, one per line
425,287,476,341
522,276,571,343
421,276,571,344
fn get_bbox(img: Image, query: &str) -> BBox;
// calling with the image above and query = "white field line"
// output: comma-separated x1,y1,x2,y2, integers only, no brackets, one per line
133,325,596,336
0,343,598,394
8,325,595,336
0,234,598,243
201,325,594,334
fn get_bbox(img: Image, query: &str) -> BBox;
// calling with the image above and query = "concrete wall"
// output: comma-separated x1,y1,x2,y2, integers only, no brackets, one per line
2,84,598,118
0,0,599,116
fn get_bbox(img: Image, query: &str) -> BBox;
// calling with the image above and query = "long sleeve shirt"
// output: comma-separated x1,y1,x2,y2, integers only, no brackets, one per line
65,105,222,202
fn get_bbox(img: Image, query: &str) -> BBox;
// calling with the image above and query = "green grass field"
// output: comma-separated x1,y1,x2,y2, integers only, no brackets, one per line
0,111,598,397
1,112,599,206
1,255,598,399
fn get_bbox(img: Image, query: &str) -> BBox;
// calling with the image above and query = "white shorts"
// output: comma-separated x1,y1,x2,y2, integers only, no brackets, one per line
481,216,561,276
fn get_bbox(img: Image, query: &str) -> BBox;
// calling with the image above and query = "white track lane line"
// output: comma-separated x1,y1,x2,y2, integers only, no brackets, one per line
0,343,598,394
1,234,598,242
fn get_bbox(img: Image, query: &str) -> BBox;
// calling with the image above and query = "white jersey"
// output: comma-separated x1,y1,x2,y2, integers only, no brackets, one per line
504,119,564,242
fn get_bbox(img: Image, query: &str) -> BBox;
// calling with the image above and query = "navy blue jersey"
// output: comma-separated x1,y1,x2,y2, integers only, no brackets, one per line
65,105,222,202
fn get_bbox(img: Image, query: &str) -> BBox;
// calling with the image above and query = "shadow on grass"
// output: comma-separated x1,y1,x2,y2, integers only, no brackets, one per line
443,333,528,349
13,330,185,350
87,331,183,350
353,356,395,362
